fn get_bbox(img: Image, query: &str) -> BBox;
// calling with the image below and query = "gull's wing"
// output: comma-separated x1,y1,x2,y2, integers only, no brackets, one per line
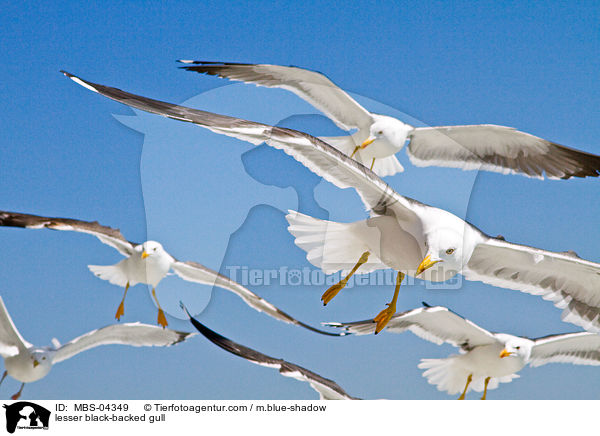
529,332,600,367
0,297,31,357
182,305,358,400
408,125,600,179
465,237,600,332
171,261,343,337
325,305,496,350
61,71,423,224
52,323,195,363
0,210,135,256
178,60,373,131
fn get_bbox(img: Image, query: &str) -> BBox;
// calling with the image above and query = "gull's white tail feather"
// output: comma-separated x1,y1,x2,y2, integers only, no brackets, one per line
418,357,519,396
88,262,131,287
371,155,404,177
286,210,384,275
418,356,473,395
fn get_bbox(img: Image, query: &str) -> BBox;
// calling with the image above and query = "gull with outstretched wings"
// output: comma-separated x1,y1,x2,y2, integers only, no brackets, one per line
0,210,342,336
0,295,194,399
327,304,600,399
179,60,600,179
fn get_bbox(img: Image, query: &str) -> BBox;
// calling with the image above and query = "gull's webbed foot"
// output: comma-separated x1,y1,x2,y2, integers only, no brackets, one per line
321,282,345,306
373,302,396,334
151,287,168,328
157,308,168,328
372,271,404,334
115,282,130,321
321,251,370,306
11,383,24,400
115,300,125,321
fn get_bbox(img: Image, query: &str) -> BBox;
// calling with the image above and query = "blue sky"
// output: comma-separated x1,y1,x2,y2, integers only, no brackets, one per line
1,1,599,399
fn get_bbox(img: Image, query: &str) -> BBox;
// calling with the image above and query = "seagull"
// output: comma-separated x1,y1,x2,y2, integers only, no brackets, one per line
180,303,358,400
178,60,600,179
0,295,194,400
0,210,342,336
61,71,600,333
326,304,600,399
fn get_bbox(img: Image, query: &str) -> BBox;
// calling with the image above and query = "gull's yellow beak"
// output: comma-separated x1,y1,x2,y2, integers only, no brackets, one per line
499,349,512,358
416,255,441,276
141,251,149,259
33,359,40,368
361,137,375,149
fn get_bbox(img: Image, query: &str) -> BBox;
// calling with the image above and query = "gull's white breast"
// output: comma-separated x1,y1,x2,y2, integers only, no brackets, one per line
459,344,526,378
123,253,172,287
5,352,52,383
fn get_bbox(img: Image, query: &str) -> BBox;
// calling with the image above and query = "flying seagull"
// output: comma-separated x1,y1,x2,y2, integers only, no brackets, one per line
0,295,194,400
61,71,600,334
180,303,358,400
178,60,600,179
0,210,342,336
326,304,600,399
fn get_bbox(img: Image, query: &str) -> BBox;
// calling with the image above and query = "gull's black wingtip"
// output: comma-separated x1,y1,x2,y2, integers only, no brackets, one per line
179,301,192,319
421,301,432,308
183,310,231,348
180,302,214,338
60,70,72,77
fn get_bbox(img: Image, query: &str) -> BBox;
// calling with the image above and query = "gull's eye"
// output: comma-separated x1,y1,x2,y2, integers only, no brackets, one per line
378,130,383,135
445,248,455,255
515,346,520,350
42,357,46,360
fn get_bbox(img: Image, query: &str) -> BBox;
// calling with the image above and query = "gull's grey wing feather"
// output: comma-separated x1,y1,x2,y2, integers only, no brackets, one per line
465,237,600,332
0,210,135,256
53,323,195,363
529,332,600,367
326,306,496,350
408,125,600,179
0,296,31,357
171,261,343,336
178,60,373,131
61,71,423,224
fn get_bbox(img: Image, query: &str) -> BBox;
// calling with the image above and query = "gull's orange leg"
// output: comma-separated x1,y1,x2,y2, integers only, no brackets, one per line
481,377,491,400
458,374,473,400
370,158,375,171
152,288,168,328
350,146,360,158
115,282,130,321
11,383,24,400
373,271,405,334
321,251,370,306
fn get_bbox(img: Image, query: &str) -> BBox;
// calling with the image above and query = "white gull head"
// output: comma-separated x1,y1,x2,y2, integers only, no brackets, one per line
361,114,414,158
